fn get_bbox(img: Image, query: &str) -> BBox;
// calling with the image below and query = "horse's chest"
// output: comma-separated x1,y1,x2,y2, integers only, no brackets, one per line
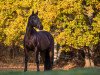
24,37,36,50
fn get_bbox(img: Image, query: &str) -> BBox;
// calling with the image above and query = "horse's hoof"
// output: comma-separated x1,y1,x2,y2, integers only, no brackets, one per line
37,69,40,71
24,69,27,72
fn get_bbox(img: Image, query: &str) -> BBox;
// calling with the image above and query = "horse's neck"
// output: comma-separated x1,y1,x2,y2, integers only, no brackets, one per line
26,25,36,38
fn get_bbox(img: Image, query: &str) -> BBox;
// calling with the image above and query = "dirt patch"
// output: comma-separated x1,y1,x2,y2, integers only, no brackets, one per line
0,62,44,71
0,62,77,71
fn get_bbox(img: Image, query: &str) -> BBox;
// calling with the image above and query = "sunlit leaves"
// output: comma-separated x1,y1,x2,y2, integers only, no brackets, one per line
0,0,100,51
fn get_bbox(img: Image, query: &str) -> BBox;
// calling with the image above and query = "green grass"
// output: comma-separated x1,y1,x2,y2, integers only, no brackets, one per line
0,68,100,75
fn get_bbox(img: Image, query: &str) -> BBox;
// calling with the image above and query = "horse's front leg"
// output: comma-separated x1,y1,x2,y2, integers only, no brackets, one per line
35,48,40,71
24,48,29,72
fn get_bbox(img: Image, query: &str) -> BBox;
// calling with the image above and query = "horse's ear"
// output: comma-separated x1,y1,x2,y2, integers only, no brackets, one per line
36,11,38,15
32,11,34,15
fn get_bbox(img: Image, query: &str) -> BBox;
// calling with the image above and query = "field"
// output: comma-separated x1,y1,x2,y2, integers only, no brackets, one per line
0,68,100,75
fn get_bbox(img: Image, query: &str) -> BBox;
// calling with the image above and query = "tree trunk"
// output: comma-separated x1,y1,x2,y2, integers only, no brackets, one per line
84,56,94,67
9,41,15,59
84,46,94,67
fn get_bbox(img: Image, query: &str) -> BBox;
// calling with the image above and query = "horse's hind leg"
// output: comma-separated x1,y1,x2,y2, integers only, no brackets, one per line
49,49,54,69
24,48,29,72
48,43,54,70
40,51,50,71
40,51,46,70
40,48,54,71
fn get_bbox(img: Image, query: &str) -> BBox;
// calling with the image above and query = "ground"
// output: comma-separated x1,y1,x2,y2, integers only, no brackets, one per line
0,61,100,75
0,67,100,75
0,62,76,71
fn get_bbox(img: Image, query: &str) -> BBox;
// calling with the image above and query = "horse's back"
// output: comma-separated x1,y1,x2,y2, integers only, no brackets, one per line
38,31,54,50
38,31,54,43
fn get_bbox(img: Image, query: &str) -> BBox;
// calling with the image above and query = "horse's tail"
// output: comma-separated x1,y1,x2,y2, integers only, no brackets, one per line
44,49,51,70
44,32,54,70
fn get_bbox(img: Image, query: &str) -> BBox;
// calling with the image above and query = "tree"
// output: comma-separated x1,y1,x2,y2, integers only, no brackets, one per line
0,0,100,66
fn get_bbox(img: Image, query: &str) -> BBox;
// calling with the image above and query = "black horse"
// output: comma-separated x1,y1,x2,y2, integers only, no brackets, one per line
23,11,54,71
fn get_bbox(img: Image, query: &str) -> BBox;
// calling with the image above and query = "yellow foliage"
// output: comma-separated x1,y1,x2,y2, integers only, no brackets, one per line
0,0,100,51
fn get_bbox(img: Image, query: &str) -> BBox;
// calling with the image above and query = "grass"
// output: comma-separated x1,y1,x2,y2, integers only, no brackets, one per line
0,68,100,75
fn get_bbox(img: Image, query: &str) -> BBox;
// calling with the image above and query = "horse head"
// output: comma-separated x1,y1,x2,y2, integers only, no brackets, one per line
28,11,43,30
